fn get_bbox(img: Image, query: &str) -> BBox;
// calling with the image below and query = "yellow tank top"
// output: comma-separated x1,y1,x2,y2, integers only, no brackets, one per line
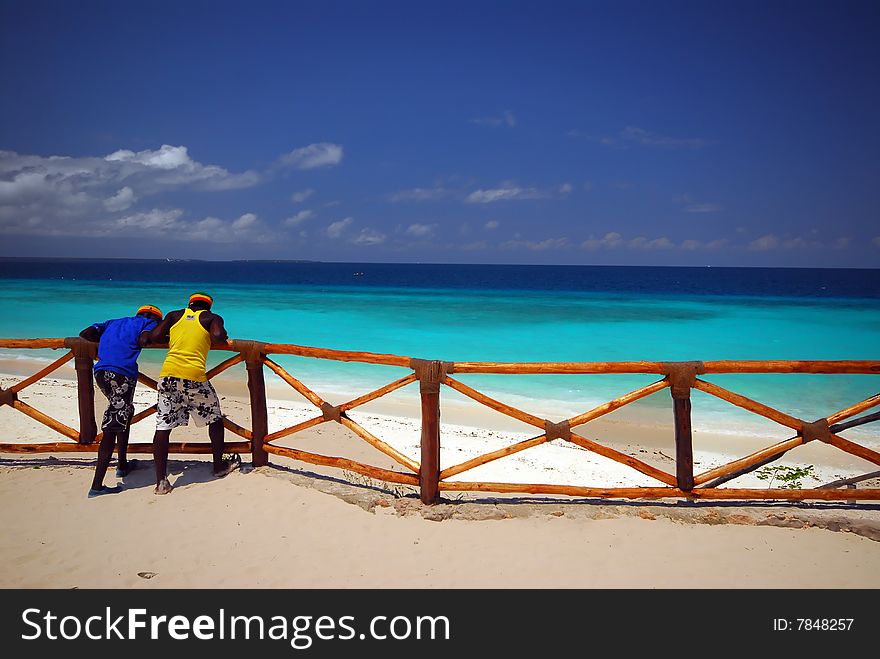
160,309,211,381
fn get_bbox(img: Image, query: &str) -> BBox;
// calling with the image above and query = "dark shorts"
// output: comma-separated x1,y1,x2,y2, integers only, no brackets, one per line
94,370,137,433
156,376,222,430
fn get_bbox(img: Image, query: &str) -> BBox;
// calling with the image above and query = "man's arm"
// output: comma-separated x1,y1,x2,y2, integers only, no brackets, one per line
209,314,228,345
136,319,159,347
79,321,106,343
147,311,181,344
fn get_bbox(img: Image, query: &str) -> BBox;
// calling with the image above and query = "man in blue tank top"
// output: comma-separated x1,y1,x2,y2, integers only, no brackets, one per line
78,304,162,497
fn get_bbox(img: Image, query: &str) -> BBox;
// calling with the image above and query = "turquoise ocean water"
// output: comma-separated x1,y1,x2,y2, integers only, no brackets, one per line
0,261,877,441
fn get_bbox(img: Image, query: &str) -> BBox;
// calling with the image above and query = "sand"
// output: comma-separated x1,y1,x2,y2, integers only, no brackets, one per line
1,367,879,589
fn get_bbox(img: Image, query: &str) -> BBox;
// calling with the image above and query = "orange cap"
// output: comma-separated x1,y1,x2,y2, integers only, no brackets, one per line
137,305,162,320
189,292,214,307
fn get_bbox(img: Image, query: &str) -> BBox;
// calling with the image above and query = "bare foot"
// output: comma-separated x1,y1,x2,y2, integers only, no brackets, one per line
154,478,173,495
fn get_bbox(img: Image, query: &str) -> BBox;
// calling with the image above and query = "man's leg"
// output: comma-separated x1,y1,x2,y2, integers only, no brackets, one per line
209,419,225,473
116,425,131,474
195,379,237,477
90,431,117,491
153,429,173,494
115,375,137,476
153,376,178,494
89,371,123,496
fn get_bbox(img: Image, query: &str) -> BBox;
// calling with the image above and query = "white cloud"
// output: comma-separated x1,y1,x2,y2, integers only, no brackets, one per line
103,186,136,212
387,187,449,202
782,236,822,249
353,228,386,245
685,203,722,213
469,110,516,128
466,183,546,204
284,209,315,227
104,144,260,189
120,210,268,242
559,183,573,195
231,212,257,231
485,220,500,230
620,126,712,148
291,188,314,203
114,208,184,232
106,144,190,170
501,237,569,251
0,146,261,238
570,126,713,149
750,234,830,251
405,223,436,237
280,143,344,170
628,236,675,250
749,234,780,251
18,206,275,243
326,217,354,238
581,232,679,250
680,238,728,250
581,232,625,250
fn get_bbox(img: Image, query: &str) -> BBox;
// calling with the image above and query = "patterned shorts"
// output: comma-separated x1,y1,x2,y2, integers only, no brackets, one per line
95,370,137,433
156,377,223,431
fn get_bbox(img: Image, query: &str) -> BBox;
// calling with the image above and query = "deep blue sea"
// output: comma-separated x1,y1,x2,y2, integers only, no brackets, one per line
1,259,878,439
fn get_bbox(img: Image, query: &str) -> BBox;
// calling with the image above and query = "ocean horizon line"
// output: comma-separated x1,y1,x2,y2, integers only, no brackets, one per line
1,255,877,271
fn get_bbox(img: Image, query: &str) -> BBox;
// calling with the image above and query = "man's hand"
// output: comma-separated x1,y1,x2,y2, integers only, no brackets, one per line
79,326,100,343
147,311,179,344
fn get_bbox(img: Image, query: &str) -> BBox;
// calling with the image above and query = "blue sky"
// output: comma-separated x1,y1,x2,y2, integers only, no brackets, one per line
1,0,878,266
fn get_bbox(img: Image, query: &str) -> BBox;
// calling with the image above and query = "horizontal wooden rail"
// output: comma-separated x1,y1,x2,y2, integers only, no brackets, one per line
453,360,880,375
0,441,251,454
4,338,878,375
439,481,880,500
0,338,67,349
262,343,411,367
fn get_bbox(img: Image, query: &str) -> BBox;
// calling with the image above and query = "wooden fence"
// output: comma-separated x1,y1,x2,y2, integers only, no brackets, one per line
0,337,878,504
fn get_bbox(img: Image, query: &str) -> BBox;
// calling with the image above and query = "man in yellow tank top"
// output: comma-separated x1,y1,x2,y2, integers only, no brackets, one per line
147,292,240,494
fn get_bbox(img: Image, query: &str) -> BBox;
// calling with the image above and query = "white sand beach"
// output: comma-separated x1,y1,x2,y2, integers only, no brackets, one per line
1,366,879,589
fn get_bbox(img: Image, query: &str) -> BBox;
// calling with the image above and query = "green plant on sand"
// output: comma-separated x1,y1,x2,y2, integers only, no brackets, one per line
755,464,819,489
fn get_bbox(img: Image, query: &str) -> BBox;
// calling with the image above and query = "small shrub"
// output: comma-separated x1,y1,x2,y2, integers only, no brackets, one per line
755,464,818,489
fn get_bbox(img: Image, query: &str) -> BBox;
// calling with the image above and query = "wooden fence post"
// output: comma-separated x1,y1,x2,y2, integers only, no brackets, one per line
65,337,97,445
666,362,703,492
236,340,269,468
415,359,442,504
